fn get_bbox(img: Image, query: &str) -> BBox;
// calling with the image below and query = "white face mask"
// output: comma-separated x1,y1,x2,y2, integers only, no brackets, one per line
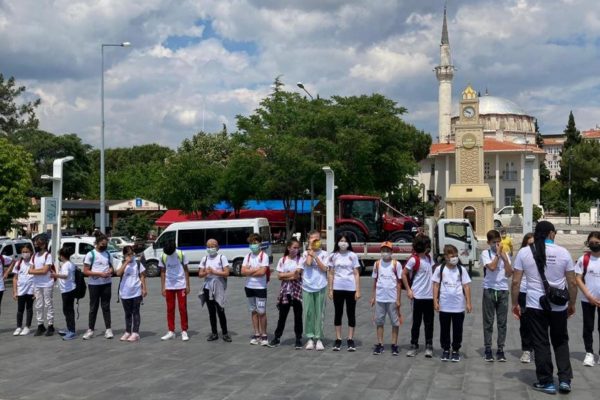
448,256,459,266
338,242,349,251
22,253,32,261
381,251,392,261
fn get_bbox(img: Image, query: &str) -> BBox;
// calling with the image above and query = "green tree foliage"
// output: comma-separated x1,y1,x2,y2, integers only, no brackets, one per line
112,213,156,239
558,142,600,213
0,74,40,135
534,119,544,148
562,111,581,152
219,147,265,216
0,138,33,234
541,179,567,214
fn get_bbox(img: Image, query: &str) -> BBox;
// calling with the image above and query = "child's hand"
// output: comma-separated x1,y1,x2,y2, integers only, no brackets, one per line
142,288,148,298
406,289,414,300
433,301,440,312
161,288,166,297
398,313,404,325
328,289,333,300
355,291,361,301
206,267,213,275
512,304,521,320
466,303,473,313
12,293,17,301
396,299,401,308
369,297,375,307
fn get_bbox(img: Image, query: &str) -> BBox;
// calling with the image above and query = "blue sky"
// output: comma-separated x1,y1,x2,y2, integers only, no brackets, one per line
0,0,598,148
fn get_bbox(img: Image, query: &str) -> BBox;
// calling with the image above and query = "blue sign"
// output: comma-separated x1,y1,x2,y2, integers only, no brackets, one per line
135,198,142,208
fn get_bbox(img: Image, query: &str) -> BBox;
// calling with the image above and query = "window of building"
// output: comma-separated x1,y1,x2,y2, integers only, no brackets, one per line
484,162,491,179
504,188,516,206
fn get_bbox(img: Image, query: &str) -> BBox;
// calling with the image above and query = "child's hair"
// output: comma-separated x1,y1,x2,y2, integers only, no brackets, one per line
59,246,74,260
122,245,134,255
96,234,108,244
486,229,501,242
586,231,600,245
307,229,321,239
283,238,301,257
333,234,354,253
21,243,34,253
412,234,431,253
443,244,458,256
520,232,534,248
500,228,507,235
247,233,262,244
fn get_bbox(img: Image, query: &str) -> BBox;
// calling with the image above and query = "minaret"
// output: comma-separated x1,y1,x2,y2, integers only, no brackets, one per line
435,5,454,143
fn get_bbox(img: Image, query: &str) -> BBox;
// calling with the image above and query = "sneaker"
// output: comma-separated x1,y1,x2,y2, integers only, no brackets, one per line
406,344,419,357
441,350,450,361
372,343,384,355
347,339,356,352
82,329,94,340
45,325,55,337
332,339,342,351
267,337,281,348
583,352,595,367
161,331,175,341
181,331,190,341
532,382,557,395
425,345,433,358
451,351,461,362
19,327,31,336
13,327,22,336
58,329,68,336
295,338,303,349
316,339,325,351
207,333,219,341
250,335,260,345
260,335,269,346
127,333,140,342
520,351,532,363
63,331,77,341
484,347,494,362
34,324,46,337
104,329,114,339
120,332,131,341
305,339,315,350
558,381,571,394
391,344,399,356
222,334,232,343
496,349,507,362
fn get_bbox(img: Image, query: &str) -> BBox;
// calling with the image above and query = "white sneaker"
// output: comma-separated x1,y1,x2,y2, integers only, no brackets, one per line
82,329,94,340
161,331,176,341
305,339,315,350
13,327,22,336
520,351,532,363
250,335,260,345
19,327,30,336
583,352,595,367
120,332,131,341
104,329,114,339
260,336,269,346
181,331,190,341
316,340,325,351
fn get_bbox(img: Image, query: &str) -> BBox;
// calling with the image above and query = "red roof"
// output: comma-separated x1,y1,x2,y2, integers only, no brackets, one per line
430,138,545,156
583,129,600,139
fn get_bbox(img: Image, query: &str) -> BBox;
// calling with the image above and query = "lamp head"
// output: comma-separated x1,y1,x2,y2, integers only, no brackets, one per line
121,42,131,47
297,82,305,89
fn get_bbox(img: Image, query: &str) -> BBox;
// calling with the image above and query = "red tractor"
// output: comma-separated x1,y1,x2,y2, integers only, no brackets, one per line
335,195,419,243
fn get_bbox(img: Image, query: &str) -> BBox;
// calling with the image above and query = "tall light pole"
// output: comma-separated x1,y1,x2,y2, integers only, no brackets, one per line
297,82,314,100
323,167,335,253
101,42,131,234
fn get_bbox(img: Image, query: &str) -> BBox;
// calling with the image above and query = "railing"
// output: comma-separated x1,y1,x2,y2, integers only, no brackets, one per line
502,171,518,181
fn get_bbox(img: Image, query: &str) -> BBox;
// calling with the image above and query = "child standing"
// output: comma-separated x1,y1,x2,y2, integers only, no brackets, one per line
52,247,77,340
268,238,303,349
241,233,270,346
28,234,55,337
402,234,435,358
12,244,34,336
116,246,147,342
370,241,402,355
160,240,191,341
500,229,514,257
432,244,472,362
517,233,534,363
199,239,231,342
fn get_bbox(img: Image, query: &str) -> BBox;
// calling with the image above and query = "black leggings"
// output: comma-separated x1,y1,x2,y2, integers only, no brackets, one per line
333,290,356,327
274,297,303,339
88,283,111,330
122,296,142,333
439,311,465,351
62,290,76,332
17,294,34,328
204,288,228,335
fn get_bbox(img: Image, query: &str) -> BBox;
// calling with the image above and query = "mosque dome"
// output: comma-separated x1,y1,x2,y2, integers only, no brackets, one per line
452,94,528,117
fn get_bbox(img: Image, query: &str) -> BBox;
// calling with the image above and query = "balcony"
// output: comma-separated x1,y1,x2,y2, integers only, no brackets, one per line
502,171,518,181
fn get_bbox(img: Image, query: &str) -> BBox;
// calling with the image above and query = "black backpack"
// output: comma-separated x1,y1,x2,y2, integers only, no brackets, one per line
73,267,87,300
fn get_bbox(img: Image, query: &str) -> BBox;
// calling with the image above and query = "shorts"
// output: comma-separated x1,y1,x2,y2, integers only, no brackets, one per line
375,302,399,327
245,287,267,314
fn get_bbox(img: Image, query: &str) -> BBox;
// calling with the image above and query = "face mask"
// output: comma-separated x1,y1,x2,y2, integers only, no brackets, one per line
448,256,459,266
489,245,497,253
98,245,107,252
338,242,349,251
250,244,261,254
381,251,392,261
207,248,218,256
22,253,32,261
590,243,600,253
288,248,299,258
311,240,321,250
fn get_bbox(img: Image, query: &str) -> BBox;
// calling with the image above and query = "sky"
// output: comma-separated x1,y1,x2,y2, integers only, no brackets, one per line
1,0,599,148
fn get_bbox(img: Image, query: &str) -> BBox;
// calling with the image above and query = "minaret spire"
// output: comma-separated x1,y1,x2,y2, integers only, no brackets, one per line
441,3,449,45
435,3,455,143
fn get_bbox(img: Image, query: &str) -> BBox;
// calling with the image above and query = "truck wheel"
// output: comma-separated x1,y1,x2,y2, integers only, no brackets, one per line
389,232,413,243
145,261,160,278
494,220,502,229
337,224,366,242
232,259,243,277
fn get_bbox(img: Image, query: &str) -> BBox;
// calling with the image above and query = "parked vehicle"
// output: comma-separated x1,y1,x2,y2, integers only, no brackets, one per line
1,239,35,275
49,236,123,268
142,218,272,278
493,205,545,228
109,236,134,249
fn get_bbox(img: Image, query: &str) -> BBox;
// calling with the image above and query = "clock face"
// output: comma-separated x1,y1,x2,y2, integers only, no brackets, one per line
463,106,475,118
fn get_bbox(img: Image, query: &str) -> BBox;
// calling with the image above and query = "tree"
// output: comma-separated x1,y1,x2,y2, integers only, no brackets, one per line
0,74,40,135
534,119,544,148
219,147,265,217
562,111,581,152
541,179,567,214
112,213,156,239
0,137,33,234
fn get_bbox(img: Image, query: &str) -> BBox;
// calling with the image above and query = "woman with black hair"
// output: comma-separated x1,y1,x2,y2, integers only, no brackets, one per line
327,234,361,351
511,221,577,395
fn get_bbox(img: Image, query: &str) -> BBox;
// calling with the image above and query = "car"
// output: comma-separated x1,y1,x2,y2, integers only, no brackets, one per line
493,205,546,228
49,236,123,268
0,239,35,275
109,236,135,249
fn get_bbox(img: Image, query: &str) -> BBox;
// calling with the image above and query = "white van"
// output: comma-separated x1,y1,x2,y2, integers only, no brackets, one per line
142,218,272,277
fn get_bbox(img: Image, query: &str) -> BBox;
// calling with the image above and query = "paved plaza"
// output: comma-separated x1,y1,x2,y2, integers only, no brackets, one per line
1,237,599,400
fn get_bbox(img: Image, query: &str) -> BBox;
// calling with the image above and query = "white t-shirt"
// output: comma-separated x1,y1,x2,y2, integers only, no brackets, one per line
277,255,302,275
575,254,600,303
58,261,76,294
159,251,188,290
404,254,434,299
328,251,360,291
32,251,54,288
119,259,145,299
199,254,229,288
0,255,13,291
480,249,510,291
244,251,269,290
15,260,34,296
84,250,113,286
513,243,574,311
300,250,329,292
372,259,401,303
432,265,472,313
519,275,528,293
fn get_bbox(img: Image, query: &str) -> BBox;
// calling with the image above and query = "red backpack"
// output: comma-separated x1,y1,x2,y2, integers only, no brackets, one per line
32,252,55,280
582,251,591,283
405,253,431,287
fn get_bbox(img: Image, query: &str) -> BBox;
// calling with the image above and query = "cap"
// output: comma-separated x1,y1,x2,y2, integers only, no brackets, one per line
380,241,393,250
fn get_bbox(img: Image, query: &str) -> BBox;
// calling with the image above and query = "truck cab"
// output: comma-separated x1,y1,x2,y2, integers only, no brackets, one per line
430,218,479,272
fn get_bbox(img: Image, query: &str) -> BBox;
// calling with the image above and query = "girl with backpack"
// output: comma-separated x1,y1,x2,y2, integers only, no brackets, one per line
328,234,361,352
12,243,34,336
575,231,600,367
116,246,147,342
51,247,77,340
241,233,270,346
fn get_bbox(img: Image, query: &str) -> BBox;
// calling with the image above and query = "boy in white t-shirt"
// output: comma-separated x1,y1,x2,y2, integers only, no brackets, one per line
370,241,402,356
28,235,55,337
432,244,472,362
241,233,270,346
159,240,191,341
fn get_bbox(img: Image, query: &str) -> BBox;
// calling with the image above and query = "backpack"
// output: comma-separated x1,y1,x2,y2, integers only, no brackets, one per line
437,263,465,298
245,251,270,282
161,250,184,267
32,251,55,280
374,259,399,289
202,255,227,281
582,251,591,283
88,249,113,269
73,266,87,300
405,253,431,288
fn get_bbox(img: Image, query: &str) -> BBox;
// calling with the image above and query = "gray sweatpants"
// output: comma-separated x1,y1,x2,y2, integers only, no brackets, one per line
482,288,509,349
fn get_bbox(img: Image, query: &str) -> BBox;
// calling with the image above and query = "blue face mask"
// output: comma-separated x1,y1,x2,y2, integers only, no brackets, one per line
207,248,218,256
250,244,261,254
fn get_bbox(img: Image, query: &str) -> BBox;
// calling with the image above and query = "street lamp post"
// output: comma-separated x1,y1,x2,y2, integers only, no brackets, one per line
296,82,314,100
101,42,131,234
